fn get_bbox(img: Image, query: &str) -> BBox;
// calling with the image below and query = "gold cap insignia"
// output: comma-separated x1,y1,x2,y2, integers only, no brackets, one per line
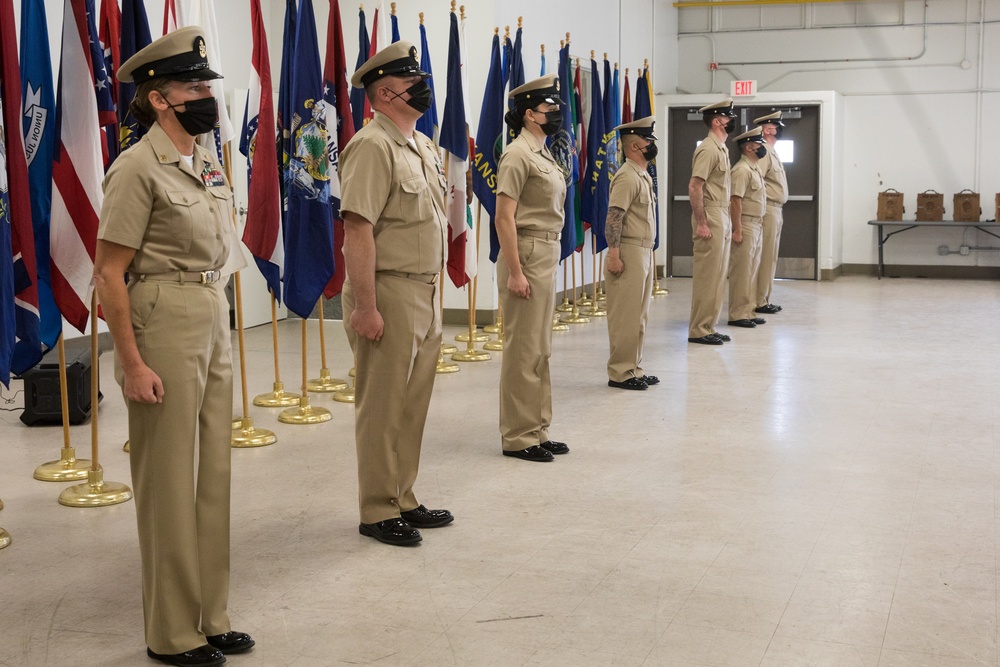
198,38,207,58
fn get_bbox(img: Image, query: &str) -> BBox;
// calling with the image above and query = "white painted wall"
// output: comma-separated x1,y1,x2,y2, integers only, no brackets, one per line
668,0,1000,271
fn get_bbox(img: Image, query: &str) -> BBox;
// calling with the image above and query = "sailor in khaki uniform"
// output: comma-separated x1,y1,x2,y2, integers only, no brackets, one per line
340,41,453,547
495,74,570,463
604,117,659,390
688,99,738,345
93,27,253,666
753,111,789,314
727,127,768,328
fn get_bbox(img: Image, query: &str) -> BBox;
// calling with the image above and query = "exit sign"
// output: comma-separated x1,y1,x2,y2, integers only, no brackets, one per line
731,80,757,97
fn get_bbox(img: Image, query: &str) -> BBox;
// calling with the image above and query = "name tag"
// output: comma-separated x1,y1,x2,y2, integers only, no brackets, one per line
201,166,226,187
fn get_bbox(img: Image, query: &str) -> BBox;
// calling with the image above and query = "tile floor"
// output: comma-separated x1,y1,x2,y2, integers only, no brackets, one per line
1,275,998,666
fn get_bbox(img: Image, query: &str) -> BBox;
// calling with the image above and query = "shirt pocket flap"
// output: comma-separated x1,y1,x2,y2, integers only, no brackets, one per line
166,190,199,207
209,186,233,201
400,176,427,195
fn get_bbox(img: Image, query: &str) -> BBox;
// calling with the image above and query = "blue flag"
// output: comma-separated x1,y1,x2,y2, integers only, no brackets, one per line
632,68,659,249
505,26,524,145
582,58,609,252
390,11,400,42
502,35,512,89
603,58,619,180
276,0,296,222
19,0,59,366
471,34,504,263
540,50,546,76
349,8,370,133
551,42,578,260
118,0,152,152
414,22,438,142
85,0,116,131
282,0,335,318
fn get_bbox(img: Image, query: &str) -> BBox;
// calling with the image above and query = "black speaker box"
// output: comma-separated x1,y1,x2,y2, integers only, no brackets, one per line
20,346,103,426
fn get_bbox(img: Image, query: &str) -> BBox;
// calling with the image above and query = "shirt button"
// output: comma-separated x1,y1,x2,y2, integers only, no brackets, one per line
216,234,222,239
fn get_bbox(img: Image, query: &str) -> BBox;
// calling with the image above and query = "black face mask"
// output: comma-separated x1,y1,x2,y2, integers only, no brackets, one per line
773,125,784,140
724,118,736,134
755,145,767,159
640,142,658,161
166,96,218,136
534,110,562,136
388,80,434,114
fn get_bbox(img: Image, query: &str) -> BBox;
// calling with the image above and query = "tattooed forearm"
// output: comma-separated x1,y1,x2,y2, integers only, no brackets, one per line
605,207,626,248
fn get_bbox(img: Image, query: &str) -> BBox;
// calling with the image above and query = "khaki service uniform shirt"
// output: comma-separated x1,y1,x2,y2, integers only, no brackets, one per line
758,146,788,206
98,123,231,271
608,158,655,247
691,131,731,206
339,112,447,275
496,132,566,233
731,156,766,218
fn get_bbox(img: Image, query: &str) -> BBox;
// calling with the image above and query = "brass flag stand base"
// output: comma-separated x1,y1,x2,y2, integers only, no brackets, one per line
483,307,502,334
556,263,573,311
436,350,460,373
0,498,9,549
254,381,301,407
278,395,332,424
307,368,348,393
123,441,130,453
560,304,591,325
333,362,357,403
652,277,669,296
279,319,333,424
232,416,277,448
441,342,458,355
232,419,242,430
59,467,133,507
483,313,504,351
35,336,91,481
60,299,133,509
34,447,92,482
586,299,607,318
552,315,570,331
454,329,488,343
560,254,591,324
452,340,491,363
308,302,348,392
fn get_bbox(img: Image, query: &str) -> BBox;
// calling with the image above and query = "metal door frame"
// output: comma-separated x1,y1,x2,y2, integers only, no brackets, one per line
655,91,844,280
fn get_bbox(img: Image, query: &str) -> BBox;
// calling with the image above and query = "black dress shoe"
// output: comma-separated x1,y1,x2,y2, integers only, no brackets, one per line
359,518,422,545
608,377,647,390
641,375,660,385
755,304,781,314
206,632,255,655
540,440,570,455
751,318,766,325
400,505,454,528
502,445,554,462
147,646,225,666
710,332,731,342
688,335,723,346
727,319,756,328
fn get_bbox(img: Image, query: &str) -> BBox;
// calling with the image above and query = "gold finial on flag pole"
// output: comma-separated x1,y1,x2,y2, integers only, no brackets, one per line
504,25,510,39
419,11,423,24
625,67,629,76
359,3,363,10
460,5,466,19
604,52,608,61
495,26,499,35
566,32,571,42
390,1,395,14
450,0,456,12
590,50,595,60
614,62,619,70
518,16,522,28
540,44,545,56
560,40,564,48
644,58,649,68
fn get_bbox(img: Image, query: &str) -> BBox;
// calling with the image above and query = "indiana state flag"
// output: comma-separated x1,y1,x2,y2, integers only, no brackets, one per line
471,32,503,262
283,0,334,318
20,0,60,365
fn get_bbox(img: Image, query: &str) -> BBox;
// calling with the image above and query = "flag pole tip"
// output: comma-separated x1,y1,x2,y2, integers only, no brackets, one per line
419,11,424,22
566,32,571,41
390,1,396,13
590,50,595,60
518,16,523,28
604,52,608,60
494,26,499,35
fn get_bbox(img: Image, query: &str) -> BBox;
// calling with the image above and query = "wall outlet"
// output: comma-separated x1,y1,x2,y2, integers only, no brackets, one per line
960,246,971,255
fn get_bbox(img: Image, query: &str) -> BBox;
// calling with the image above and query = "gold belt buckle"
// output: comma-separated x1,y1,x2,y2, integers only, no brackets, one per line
200,270,217,284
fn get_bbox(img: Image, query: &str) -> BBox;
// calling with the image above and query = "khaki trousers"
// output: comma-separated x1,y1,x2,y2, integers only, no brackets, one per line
605,243,654,382
343,274,441,524
755,204,784,307
119,280,233,655
497,235,560,451
728,216,764,321
688,206,732,338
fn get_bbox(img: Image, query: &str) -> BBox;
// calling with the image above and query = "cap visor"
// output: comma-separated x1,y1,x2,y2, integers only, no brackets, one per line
170,67,223,82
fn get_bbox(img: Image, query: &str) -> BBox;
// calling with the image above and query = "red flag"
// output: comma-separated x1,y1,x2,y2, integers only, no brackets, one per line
0,0,40,374
162,0,181,35
98,0,121,103
622,70,632,124
49,0,105,333
240,0,283,301
322,0,355,299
